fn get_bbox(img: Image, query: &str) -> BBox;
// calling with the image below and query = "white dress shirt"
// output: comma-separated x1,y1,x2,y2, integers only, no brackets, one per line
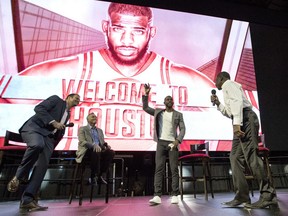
218,80,252,125
52,108,68,134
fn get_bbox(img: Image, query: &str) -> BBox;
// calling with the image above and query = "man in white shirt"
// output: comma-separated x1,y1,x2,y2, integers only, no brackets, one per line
211,71,277,209
142,83,185,205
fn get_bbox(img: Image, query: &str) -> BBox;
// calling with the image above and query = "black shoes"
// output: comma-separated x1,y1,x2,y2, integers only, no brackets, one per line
7,176,29,193
222,199,251,207
19,200,48,212
223,195,279,209
88,176,107,185
88,177,97,185
244,197,279,209
97,176,107,185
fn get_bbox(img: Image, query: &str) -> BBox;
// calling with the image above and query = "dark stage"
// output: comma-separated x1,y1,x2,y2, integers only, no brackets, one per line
1,151,288,216
0,189,287,216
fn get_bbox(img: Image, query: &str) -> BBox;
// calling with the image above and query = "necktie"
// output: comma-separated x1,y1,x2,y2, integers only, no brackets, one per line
91,127,99,145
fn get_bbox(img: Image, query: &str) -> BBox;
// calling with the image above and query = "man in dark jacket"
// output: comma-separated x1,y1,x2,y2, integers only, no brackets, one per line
7,94,80,211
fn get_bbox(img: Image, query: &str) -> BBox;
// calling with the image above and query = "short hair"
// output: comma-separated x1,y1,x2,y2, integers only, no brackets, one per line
87,112,96,120
66,93,79,100
164,95,173,102
108,3,153,25
218,71,230,80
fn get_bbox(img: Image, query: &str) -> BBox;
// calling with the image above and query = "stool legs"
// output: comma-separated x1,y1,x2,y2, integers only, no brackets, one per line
69,163,79,204
192,163,196,199
69,162,110,205
206,160,214,199
68,162,86,206
179,158,214,200
79,163,85,205
202,162,208,200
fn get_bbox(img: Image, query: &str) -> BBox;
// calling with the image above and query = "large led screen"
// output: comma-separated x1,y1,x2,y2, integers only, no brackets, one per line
0,0,260,151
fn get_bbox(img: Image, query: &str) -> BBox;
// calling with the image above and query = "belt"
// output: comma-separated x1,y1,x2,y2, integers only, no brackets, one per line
243,107,252,112
231,107,252,119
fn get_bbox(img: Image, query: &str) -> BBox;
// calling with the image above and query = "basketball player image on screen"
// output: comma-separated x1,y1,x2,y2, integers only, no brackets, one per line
0,2,218,152
19,3,214,88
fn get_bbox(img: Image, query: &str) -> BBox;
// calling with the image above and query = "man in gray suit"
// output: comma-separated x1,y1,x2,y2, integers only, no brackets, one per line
76,112,114,185
142,84,186,205
7,93,80,211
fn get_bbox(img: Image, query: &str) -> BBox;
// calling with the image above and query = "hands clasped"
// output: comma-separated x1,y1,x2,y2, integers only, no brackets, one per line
93,144,102,152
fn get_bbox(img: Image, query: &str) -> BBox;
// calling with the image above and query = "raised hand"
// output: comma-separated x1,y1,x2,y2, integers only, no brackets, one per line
144,83,151,96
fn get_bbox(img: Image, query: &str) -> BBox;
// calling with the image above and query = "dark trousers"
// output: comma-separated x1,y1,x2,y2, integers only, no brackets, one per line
154,140,179,196
230,109,275,201
85,148,115,178
17,131,55,203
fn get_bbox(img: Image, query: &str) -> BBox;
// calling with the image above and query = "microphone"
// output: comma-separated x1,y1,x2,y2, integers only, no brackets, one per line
167,143,174,151
211,89,216,106
101,142,108,151
65,122,74,127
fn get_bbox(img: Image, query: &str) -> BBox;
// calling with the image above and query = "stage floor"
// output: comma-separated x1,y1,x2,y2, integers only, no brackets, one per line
0,189,287,216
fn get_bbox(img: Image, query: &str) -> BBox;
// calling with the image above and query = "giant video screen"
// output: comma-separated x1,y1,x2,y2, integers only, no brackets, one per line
0,0,260,151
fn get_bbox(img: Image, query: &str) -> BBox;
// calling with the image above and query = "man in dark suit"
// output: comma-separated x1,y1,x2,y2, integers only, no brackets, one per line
7,93,80,211
142,84,186,205
76,112,115,185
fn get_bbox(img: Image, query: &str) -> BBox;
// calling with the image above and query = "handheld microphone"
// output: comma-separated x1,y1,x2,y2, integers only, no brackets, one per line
211,89,216,106
167,143,174,151
65,122,74,127
101,142,108,151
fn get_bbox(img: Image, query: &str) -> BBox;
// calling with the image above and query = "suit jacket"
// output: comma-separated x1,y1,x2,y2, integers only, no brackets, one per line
76,125,105,163
142,95,185,143
19,95,69,144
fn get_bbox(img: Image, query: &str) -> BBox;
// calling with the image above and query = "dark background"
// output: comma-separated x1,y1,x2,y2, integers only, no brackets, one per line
100,0,288,151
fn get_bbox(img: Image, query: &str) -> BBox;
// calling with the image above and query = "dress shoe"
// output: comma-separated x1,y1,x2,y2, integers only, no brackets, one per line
7,176,20,192
97,176,107,185
149,196,161,205
222,199,251,207
244,197,278,209
20,200,48,212
88,177,97,186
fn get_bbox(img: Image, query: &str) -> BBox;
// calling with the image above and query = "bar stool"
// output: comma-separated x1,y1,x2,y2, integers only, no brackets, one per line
245,134,273,196
178,142,214,200
68,159,109,206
